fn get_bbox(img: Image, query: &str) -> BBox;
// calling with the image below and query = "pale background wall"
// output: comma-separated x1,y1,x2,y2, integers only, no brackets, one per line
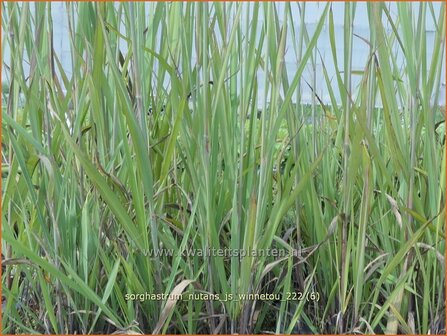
2,2,445,106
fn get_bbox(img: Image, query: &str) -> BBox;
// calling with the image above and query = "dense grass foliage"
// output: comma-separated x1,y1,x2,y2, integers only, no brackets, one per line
2,2,446,334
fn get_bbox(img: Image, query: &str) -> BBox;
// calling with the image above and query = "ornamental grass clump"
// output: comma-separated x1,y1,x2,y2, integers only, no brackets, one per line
1,2,445,334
